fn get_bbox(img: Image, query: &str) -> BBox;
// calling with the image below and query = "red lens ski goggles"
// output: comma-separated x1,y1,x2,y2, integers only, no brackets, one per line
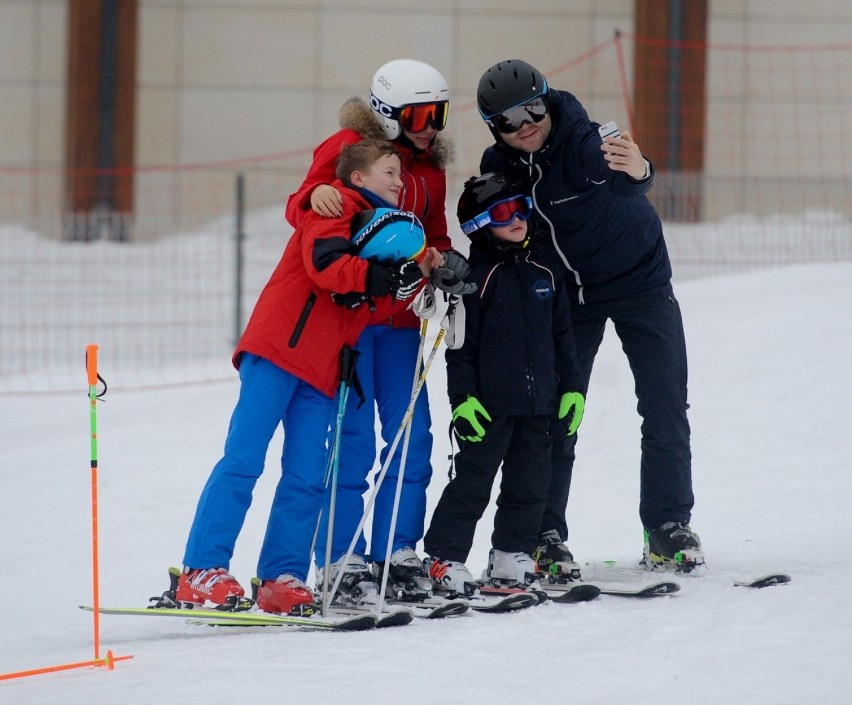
398,101,449,133
460,195,533,236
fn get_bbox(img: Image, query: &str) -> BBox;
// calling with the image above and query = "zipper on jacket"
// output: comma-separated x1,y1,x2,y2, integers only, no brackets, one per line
519,259,537,411
289,292,317,348
525,156,586,305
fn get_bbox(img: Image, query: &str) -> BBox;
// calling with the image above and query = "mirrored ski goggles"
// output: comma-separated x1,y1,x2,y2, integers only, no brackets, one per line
485,97,548,134
460,195,533,235
398,101,449,133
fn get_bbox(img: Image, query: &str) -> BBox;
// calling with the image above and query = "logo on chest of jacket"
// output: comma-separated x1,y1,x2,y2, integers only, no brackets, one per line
550,195,579,205
533,280,553,301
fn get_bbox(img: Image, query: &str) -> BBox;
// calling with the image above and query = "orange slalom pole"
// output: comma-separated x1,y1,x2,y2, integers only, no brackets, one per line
86,344,102,660
0,348,132,682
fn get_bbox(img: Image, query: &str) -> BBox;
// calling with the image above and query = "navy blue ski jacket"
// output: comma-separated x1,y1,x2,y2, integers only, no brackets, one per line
446,243,583,418
480,89,672,305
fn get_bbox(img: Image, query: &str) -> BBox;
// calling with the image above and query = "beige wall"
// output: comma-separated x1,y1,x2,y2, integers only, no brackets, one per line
2,0,852,224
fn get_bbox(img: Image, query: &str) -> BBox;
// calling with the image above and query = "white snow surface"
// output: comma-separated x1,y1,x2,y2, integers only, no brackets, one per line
3,262,852,703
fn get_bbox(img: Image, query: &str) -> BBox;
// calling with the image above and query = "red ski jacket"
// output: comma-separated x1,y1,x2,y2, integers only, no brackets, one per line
235,181,406,398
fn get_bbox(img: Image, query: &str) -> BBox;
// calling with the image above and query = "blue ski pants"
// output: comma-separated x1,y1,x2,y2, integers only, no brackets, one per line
315,325,433,566
543,282,694,537
183,354,334,582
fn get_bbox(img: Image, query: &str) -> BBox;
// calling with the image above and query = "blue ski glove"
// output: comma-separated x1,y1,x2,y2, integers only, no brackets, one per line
452,396,492,443
558,391,585,436
430,251,477,296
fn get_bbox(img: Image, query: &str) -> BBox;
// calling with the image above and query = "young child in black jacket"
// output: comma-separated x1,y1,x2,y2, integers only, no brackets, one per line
423,172,585,594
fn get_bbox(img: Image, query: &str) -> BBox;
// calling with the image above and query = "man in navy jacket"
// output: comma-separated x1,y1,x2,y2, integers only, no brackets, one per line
477,59,704,574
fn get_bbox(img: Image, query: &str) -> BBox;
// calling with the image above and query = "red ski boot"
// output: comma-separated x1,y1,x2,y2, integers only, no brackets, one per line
256,575,315,614
176,567,246,607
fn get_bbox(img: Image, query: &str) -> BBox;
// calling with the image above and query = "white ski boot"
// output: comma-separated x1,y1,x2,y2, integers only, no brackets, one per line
483,549,540,588
424,556,476,596
316,554,380,606
373,547,432,601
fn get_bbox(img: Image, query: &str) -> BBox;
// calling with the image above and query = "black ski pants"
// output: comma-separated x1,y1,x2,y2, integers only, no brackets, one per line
542,281,694,538
424,415,552,563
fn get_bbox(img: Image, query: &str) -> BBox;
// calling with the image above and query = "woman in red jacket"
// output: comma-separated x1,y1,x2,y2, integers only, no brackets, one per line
286,60,472,604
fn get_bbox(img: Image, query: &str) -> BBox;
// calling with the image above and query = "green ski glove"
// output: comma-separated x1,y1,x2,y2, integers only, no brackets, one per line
452,396,492,443
559,391,585,436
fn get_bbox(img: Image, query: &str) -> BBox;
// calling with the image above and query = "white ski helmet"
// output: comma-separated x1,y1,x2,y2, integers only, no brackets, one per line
369,59,449,140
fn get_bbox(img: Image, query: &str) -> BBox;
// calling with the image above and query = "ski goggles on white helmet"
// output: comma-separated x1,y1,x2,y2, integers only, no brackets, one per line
371,95,449,134
484,96,548,134
460,195,533,236
399,101,449,133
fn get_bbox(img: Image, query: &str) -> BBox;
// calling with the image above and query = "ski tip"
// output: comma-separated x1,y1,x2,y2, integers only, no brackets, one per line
334,614,380,631
546,584,601,603
735,573,792,589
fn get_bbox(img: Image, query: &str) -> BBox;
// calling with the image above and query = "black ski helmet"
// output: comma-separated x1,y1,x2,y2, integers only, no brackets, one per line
477,60,549,128
457,172,532,249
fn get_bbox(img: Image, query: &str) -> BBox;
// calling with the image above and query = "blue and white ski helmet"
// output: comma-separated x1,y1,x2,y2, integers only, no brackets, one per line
349,208,425,263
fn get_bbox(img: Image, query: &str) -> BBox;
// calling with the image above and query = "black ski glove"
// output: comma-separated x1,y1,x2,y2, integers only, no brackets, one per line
430,251,477,295
331,291,371,310
367,260,423,301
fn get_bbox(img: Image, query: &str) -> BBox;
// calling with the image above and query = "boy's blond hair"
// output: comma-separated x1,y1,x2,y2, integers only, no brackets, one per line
335,139,399,181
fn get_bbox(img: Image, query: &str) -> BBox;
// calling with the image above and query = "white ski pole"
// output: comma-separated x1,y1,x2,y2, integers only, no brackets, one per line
377,317,428,611
327,326,446,608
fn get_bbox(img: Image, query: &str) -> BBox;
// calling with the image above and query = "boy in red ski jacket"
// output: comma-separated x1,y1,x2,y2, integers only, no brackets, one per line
177,139,439,615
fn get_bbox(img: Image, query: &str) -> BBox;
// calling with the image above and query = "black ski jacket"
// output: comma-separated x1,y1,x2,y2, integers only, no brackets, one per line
446,243,583,418
480,89,672,305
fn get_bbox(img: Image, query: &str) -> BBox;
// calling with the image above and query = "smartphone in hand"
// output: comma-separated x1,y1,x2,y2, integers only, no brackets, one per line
598,120,620,142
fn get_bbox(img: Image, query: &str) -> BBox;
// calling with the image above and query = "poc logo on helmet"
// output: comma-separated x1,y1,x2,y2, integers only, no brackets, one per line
370,94,394,118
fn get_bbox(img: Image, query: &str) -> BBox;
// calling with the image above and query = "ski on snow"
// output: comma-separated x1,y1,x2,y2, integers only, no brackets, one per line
80,604,378,632
543,580,679,598
387,598,470,618
470,591,539,612
325,606,414,628
582,562,792,590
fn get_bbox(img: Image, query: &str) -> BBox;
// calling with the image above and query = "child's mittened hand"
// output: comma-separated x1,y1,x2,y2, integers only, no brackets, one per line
430,251,476,295
452,396,492,442
558,391,585,435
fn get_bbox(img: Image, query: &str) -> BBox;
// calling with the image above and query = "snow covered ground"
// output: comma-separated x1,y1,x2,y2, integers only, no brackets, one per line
2,261,851,704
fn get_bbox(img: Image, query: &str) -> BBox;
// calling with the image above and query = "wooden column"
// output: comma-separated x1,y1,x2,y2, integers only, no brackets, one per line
633,0,707,221
65,0,138,240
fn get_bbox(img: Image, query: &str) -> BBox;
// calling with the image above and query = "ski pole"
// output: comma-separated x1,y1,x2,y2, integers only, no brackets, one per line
327,327,445,607
320,345,359,615
377,317,428,611
86,344,107,660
